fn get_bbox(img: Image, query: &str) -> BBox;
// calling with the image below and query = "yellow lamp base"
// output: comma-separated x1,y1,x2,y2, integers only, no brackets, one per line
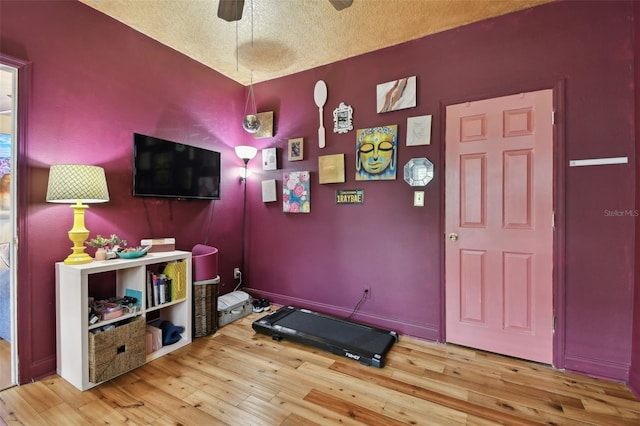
63,201,93,265
64,251,93,265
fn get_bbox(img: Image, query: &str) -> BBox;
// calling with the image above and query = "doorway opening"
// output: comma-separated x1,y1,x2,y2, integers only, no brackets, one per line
0,64,17,390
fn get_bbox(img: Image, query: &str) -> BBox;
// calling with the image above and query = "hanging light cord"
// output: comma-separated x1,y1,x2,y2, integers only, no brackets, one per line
243,75,257,116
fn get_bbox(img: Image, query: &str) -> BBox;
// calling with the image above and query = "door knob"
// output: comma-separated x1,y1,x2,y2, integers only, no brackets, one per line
449,233,458,241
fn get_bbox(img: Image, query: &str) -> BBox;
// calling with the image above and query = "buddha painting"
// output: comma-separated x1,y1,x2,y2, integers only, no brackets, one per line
355,125,398,181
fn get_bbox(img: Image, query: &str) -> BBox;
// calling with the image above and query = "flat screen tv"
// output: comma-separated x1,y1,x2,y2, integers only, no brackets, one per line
133,133,221,200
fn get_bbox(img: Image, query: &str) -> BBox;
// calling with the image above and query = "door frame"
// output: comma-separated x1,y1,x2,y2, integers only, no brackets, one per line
439,79,566,368
0,52,30,384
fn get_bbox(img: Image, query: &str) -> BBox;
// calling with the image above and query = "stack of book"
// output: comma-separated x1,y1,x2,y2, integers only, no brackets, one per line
145,260,187,308
146,271,173,308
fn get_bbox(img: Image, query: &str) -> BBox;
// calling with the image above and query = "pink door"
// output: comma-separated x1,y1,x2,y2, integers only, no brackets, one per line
445,90,554,364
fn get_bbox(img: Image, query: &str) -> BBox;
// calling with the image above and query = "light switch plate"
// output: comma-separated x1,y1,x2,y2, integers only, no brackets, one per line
414,191,425,207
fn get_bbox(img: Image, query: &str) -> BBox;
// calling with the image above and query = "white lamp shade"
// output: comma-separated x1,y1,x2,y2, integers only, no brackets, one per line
46,164,110,203
235,146,258,161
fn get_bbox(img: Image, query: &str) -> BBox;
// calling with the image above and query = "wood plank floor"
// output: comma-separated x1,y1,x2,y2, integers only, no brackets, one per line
1,310,639,425
0,339,11,391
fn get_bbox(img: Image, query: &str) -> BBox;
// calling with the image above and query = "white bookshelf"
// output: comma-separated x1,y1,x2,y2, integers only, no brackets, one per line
55,250,192,391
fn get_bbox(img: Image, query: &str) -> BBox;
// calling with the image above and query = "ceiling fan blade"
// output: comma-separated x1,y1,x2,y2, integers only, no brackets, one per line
328,0,353,11
217,0,245,22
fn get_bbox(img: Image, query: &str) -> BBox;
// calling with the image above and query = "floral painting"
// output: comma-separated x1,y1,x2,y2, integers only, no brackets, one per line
283,171,310,213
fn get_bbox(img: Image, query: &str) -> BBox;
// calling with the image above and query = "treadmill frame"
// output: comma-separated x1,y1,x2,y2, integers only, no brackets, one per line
252,305,398,368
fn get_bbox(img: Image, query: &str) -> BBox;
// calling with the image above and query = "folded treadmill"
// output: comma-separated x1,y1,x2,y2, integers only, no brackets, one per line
252,305,398,368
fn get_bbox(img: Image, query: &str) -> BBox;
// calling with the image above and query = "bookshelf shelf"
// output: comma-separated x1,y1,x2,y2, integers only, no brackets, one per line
145,297,187,314
56,250,192,391
87,310,139,331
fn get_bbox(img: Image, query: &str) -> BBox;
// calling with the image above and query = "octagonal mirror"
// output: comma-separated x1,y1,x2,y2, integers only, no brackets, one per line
404,157,434,187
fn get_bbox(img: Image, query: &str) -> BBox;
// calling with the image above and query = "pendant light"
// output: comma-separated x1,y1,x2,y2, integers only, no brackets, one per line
242,72,261,133
240,0,260,133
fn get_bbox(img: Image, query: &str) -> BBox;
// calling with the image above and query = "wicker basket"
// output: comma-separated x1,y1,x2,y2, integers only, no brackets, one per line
89,316,146,383
193,276,219,337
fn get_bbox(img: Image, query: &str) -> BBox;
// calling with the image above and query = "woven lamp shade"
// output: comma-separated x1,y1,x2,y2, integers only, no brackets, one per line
46,165,109,203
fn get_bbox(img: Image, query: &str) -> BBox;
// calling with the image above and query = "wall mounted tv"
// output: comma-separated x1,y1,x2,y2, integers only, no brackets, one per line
133,133,221,200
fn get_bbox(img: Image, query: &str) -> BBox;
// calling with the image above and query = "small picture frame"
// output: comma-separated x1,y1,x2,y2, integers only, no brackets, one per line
288,138,304,161
406,115,432,146
262,147,277,171
333,102,353,134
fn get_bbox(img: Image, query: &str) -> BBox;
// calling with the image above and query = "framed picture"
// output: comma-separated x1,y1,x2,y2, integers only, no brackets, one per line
333,102,353,134
288,138,303,161
406,115,432,146
262,147,277,171
376,76,417,113
355,125,398,181
261,179,277,202
319,154,345,184
283,171,310,213
254,111,274,139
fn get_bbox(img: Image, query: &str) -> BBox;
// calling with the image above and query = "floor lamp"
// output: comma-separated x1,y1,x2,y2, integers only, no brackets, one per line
234,146,257,288
46,164,109,265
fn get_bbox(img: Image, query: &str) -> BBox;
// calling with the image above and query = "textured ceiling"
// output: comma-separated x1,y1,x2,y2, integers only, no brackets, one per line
84,0,548,86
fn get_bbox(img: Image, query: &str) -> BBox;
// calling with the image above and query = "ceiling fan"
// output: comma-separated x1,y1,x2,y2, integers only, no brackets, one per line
217,0,353,22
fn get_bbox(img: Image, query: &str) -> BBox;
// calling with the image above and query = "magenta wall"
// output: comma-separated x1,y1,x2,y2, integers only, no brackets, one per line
246,0,637,382
1,0,639,385
0,0,254,382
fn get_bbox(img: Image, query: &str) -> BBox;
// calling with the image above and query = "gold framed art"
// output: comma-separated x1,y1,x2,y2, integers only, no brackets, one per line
318,153,345,184
254,111,274,139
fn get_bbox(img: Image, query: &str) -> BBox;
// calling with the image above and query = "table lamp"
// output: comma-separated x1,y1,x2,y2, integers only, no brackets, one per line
46,164,110,265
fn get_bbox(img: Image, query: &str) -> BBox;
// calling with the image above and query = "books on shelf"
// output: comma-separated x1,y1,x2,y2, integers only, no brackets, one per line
146,271,173,308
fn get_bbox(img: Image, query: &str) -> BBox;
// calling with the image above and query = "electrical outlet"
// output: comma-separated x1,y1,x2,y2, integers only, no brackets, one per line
234,268,241,279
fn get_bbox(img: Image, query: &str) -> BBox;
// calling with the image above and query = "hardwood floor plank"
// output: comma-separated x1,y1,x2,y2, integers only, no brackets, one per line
330,361,542,425
237,394,291,425
40,375,99,410
0,388,48,424
0,339,12,391
273,391,369,426
294,359,472,424
76,398,131,425
304,388,408,426
183,389,267,425
122,378,222,424
90,380,168,424
171,352,281,402
382,400,470,426
280,413,321,426
419,362,585,411
40,402,89,426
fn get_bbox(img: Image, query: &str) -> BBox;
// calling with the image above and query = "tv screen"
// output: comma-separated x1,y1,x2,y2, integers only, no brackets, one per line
133,133,221,200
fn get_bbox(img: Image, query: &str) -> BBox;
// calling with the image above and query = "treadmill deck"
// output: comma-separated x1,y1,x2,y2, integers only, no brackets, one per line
252,305,398,368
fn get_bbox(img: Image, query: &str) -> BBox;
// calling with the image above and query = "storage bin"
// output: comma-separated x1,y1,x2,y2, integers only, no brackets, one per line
193,276,219,337
89,316,146,383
